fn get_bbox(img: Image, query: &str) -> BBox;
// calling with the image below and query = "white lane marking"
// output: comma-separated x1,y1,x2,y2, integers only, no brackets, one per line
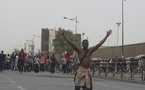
6,77,10,80
17,86,24,90
9,80,15,83
5,76,15,84
2,73,24,90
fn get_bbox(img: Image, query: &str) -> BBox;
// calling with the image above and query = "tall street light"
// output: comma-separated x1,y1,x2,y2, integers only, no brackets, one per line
63,16,79,60
116,22,121,46
122,0,126,58
63,16,79,37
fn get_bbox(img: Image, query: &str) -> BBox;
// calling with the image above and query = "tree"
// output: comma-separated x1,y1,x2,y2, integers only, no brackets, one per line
53,30,81,55
13,47,20,54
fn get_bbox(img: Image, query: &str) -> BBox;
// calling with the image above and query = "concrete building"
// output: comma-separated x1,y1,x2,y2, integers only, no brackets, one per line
24,39,34,56
41,28,56,54
49,29,56,53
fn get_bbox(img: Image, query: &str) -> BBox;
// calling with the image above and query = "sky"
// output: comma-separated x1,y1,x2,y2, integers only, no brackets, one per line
0,0,145,53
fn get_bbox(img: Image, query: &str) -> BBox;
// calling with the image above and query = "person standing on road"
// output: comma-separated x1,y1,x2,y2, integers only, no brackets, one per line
0,50,6,72
5,54,11,70
61,56,66,74
50,54,56,74
18,49,27,73
15,54,19,71
39,53,46,73
65,51,71,74
59,28,112,90
10,53,16,71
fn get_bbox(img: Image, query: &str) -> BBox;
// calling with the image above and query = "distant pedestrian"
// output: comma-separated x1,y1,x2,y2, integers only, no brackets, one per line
39,54,46,73
50,54,56,74
34,56,40,73
62,56,66,74
5,54,11,70
18,49,27,73
15,54,19,70
10,53,16,71
65,52,71,74
58,56,63,73
0,50,6,72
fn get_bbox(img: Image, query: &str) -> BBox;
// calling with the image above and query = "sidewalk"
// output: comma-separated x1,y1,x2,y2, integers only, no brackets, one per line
53,71,145,85
69,71,145,84
91,70,145,84
94,75,145,85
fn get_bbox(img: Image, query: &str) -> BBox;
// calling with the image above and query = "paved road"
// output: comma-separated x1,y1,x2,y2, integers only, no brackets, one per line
0,71,145,90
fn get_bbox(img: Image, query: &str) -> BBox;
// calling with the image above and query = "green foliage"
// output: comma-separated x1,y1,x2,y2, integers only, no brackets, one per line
53,30,81,54
12,47,20,54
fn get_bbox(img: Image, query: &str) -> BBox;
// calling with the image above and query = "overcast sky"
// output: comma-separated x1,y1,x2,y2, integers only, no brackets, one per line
0,0,145,53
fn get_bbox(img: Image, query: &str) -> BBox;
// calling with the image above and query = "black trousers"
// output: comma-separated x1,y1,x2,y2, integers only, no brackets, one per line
50,63,55,73
75,86,92,90
19,61,24,72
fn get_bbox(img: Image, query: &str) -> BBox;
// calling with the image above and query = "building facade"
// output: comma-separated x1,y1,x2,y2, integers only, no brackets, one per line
24,40,34,56
41,28,56,54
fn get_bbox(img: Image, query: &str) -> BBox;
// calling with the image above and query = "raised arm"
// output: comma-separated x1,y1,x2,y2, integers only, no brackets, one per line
91,30,112,52
59,28,80,52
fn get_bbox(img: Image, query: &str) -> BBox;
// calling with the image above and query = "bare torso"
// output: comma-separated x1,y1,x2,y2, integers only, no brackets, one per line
77,48,93,68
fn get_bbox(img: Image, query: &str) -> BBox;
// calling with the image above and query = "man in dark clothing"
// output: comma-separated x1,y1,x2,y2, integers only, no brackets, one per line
10,53,16,71
18,49,27,73
50,54,56,74
0,50,6,72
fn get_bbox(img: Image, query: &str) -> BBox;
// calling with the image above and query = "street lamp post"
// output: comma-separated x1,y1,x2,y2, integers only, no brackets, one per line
122,0,126,58
63,16,79,61
63,16,79,37
116,22,121,46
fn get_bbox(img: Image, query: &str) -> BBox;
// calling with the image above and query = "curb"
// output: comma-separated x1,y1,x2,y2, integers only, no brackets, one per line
94,76,145,85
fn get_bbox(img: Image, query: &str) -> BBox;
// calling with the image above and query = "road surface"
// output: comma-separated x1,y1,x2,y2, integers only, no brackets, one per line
0,71,145,90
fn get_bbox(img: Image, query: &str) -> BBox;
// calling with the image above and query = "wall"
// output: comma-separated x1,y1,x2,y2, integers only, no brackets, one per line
92,42,145,59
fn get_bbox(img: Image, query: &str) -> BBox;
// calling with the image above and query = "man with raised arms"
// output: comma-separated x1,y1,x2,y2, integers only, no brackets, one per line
59,28,112,90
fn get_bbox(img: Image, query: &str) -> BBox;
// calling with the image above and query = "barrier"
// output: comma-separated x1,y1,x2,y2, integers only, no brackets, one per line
91,60,144,81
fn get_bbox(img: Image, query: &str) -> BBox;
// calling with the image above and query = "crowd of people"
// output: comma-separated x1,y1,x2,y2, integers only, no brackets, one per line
1,49,142,75
0,49,78,74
